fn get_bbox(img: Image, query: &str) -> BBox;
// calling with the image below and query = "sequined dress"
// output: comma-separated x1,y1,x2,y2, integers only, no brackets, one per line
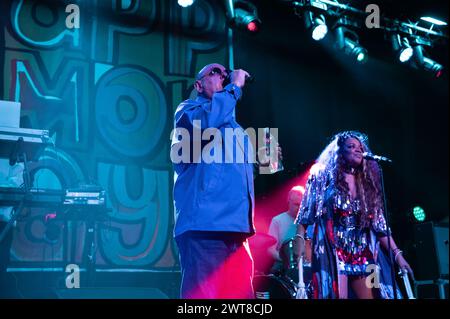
296,172,401,299
333,194,376,276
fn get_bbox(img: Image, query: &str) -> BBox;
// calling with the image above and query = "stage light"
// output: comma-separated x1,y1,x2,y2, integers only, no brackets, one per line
399,47,414,63
423,57,444,78
391,34,413,63
413,206,426,222
308,162,325,176
291,185,305,194
355,49,367,63
420,17,447,26
335,26,368,63
345,38,367,63
412,45,444,78
304,11,328,41
232,1,261,33
178,0,195,8
246,20,259,32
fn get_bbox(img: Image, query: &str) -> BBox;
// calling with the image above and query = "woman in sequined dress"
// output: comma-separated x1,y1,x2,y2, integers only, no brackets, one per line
294,131,413,299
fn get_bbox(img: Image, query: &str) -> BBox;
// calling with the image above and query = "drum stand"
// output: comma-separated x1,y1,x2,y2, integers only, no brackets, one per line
296,256,308,299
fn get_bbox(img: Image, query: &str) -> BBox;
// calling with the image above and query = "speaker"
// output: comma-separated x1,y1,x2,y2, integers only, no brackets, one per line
413,222,449,280
415,281,449,299
55,287,169,299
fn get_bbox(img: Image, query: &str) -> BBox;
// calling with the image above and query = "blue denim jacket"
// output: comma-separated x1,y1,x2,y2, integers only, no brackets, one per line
171,84,255,238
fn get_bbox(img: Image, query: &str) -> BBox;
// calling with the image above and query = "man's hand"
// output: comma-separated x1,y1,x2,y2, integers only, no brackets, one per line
230,69,250,88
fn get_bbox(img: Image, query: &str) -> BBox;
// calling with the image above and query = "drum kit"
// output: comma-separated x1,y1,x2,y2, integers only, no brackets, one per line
250,233,314,299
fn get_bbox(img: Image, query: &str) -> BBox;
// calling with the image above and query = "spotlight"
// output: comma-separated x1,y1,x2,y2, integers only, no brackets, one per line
412,45,444,78
177,0,195,7
335,26,368,63
304,11,328,41
291,185,305,194
413,206,426,222
232,1,261,33
420,17,447,26
423,57,444,78
391,34,413,63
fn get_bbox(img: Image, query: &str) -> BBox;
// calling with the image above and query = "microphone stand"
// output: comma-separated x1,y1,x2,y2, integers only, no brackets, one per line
378,161,398,299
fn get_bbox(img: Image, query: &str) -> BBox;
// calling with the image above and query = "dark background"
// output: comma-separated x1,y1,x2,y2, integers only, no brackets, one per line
233,0,449,253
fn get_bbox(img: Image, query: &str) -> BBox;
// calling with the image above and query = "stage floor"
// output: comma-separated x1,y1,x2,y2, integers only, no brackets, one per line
1,268,181,299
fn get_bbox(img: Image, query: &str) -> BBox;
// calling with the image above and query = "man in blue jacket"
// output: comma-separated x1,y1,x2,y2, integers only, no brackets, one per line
171,63,256,298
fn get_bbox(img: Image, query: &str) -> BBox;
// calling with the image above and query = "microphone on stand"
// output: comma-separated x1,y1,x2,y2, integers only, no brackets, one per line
364,150,396,297
363,152,392,163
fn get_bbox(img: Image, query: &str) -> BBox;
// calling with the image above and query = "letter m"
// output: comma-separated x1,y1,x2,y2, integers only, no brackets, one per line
5,51,89,150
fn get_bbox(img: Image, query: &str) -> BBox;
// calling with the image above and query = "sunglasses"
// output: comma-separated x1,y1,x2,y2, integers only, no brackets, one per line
199,67,229,79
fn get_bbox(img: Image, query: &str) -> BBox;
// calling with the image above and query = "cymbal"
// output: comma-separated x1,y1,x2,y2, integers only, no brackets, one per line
249,232,276,247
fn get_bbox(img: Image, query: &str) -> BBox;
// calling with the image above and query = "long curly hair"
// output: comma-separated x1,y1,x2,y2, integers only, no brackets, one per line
314,131,384,228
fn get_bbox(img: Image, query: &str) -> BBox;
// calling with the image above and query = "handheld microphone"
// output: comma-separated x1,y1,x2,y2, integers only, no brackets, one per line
363,152,392,163
223,70,254,86
244,74,254,83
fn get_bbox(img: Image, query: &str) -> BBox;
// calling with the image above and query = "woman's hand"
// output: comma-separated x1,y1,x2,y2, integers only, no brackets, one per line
396,253,415,280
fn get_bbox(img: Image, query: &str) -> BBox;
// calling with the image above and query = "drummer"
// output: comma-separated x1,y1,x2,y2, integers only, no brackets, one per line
267,186,313,275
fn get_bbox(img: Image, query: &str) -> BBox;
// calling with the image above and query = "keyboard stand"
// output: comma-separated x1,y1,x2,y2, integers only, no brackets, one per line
0,137,41,243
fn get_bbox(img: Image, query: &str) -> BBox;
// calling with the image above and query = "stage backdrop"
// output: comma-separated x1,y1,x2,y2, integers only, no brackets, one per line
1,0,227,269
